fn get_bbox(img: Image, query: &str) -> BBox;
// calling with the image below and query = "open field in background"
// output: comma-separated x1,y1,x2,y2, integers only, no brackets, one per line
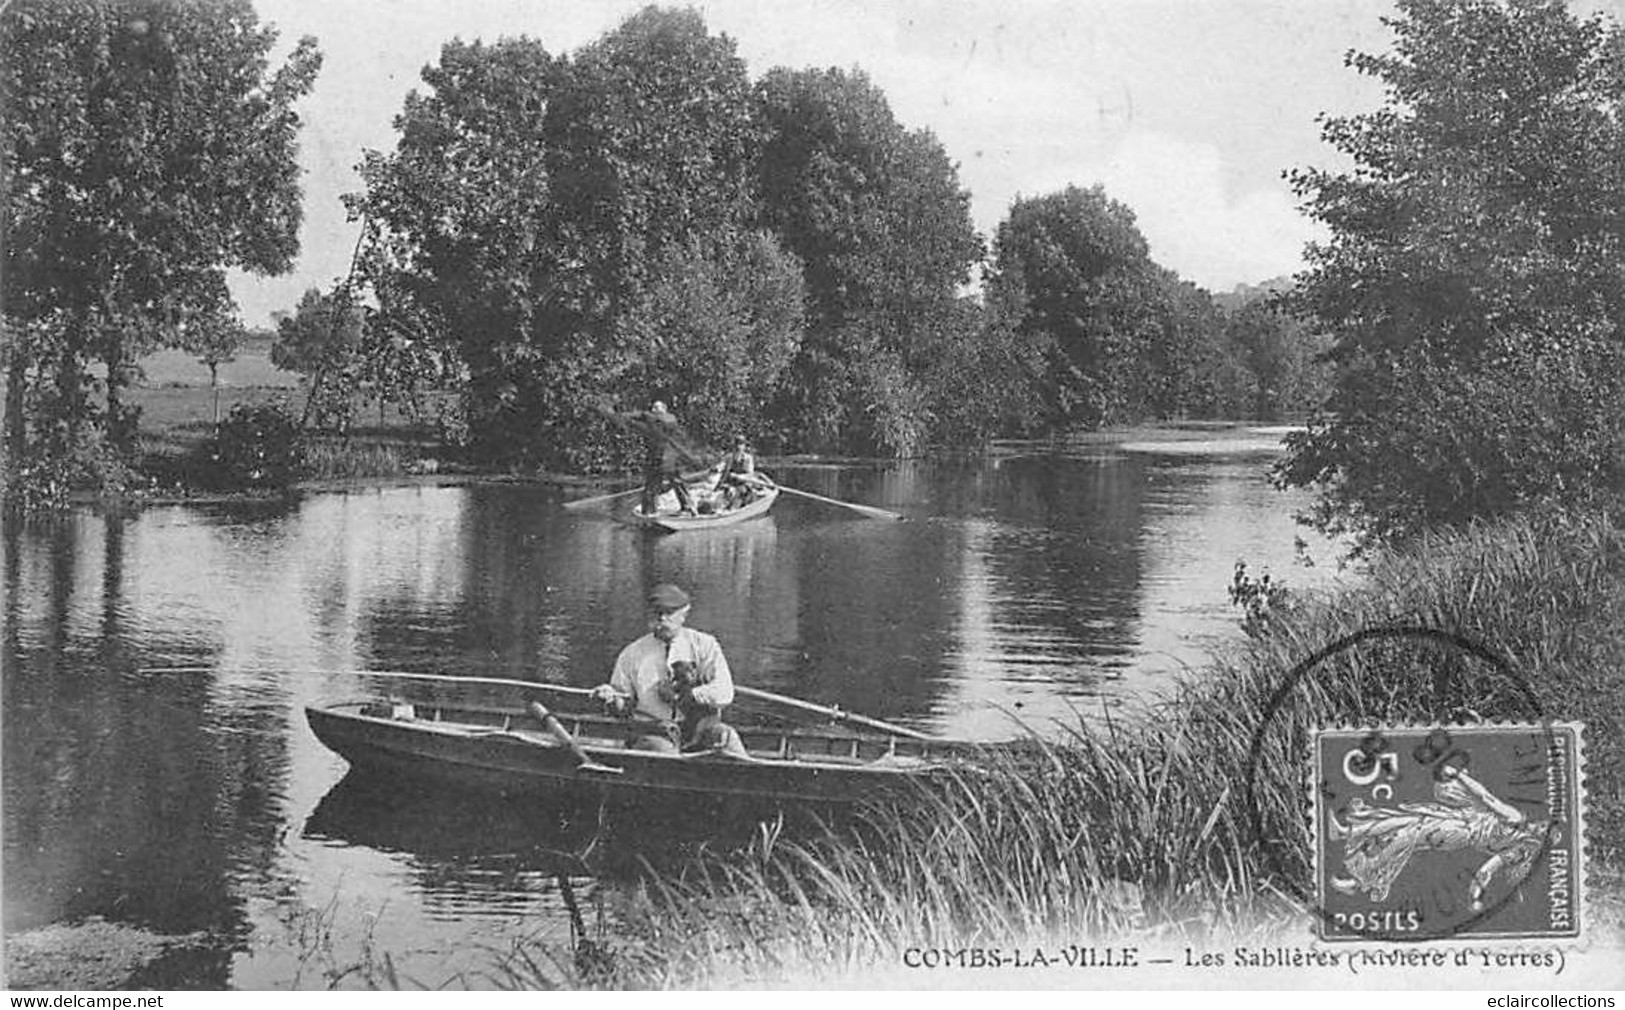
131,342,431,463
131,386,301,457
140,335,293,389
130,385,427,452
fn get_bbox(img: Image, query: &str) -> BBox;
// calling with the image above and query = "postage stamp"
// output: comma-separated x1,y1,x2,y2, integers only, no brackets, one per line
1312,722,1585,942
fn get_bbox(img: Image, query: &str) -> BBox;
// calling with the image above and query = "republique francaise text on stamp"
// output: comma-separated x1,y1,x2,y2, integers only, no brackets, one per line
1313,722,1585,942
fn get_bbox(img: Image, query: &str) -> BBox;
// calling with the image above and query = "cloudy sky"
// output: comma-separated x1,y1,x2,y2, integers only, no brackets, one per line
230,0,1414,326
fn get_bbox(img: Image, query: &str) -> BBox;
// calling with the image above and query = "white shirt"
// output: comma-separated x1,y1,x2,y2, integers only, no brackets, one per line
609,627,734,721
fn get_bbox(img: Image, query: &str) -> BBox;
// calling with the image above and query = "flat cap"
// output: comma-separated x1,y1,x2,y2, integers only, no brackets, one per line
647,583,691,611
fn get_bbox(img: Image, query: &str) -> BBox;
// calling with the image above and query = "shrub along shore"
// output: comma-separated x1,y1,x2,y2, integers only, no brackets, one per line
545,508,1624,988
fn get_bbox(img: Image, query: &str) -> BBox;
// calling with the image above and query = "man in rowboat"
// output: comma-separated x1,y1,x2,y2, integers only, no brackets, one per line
590,583,746,755
614,400,709,517
715,433,761,509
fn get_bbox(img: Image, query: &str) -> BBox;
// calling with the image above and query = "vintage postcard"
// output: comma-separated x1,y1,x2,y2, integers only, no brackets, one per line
4,0,1623,999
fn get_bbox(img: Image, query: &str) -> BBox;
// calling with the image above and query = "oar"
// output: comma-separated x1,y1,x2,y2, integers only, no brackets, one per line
734,684,932,741
140,665,601,699
528,701,623,775
365,669,592,696
562,485,642,511
776,484,902,521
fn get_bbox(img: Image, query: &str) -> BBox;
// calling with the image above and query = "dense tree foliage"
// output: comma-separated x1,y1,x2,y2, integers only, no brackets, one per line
347,35,558,458
345,7,1322,466
352,10,800,468
988,186,1218,427
2,0,320,493
609,233,806,446
542,7,783,463
919,288,1049,447
357,277,463,430
338,6,1342,469
545,8,761,322
198,398,305,490
1219,300,1332,422
756,67,983,454
1279,0,1625,542
268,281,454,433
270,287,360,378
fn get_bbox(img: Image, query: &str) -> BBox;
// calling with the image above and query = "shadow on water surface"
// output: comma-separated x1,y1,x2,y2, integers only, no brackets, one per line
303,769,824,886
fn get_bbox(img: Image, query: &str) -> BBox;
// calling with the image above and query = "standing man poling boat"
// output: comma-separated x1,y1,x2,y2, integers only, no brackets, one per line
590,583,746,755
604,400,710,516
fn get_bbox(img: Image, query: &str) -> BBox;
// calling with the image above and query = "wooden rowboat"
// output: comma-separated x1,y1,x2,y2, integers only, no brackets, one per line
306,673,980,807
625,481,779,533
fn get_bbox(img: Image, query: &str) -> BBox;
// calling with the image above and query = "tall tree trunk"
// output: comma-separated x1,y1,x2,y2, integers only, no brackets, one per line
52,338,84,459
105,340,133,458
209,363,221,426
300,361,327,430
3,347,28,466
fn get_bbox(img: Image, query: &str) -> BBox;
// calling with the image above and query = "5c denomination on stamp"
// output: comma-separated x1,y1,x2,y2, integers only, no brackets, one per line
1314,722,1585,942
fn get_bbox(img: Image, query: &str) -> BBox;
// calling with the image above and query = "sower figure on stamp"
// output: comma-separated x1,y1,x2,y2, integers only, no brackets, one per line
1327,762,1548,912
590,583,748,756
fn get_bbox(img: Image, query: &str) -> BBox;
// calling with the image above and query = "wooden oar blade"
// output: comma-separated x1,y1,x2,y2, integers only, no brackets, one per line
778,484,903,521
734,684,932,740
841,500,903,521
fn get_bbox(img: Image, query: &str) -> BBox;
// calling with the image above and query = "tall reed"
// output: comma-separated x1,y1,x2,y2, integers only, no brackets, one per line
300,440,409,481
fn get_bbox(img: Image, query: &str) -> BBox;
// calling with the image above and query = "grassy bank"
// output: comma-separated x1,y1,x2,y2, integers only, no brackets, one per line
558,508,1623,988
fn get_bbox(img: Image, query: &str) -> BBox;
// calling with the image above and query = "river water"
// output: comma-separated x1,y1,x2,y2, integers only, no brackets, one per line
2,442,1344,988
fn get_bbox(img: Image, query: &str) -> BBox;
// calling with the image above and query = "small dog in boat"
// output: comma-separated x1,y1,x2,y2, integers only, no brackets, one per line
664,660,746,756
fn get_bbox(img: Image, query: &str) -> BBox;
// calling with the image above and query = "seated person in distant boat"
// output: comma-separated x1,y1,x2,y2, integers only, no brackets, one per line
716,434,760,509
589,583,747,756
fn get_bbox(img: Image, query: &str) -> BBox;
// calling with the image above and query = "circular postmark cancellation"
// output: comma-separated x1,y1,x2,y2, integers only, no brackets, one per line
1243,625,1587,943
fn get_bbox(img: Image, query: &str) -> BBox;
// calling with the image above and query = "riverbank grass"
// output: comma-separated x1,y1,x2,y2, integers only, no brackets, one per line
570,508,1623,988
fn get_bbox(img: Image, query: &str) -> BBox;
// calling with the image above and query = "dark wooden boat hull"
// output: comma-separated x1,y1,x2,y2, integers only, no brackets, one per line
306,701,957,806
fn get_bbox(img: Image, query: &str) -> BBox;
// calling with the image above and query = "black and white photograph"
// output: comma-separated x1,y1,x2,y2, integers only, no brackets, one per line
2,0,1622,994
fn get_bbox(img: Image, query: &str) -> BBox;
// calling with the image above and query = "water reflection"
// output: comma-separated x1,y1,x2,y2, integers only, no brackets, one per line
303,771,797,894
2,450,1340,987
3,515,295,987
301,773,602,915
